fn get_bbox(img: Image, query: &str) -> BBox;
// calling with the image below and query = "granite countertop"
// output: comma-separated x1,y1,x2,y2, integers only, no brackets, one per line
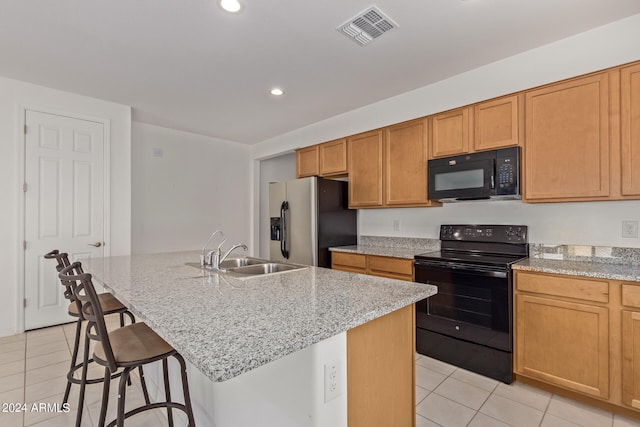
330,236,440,260
513,258,640,282
83,251,436,383
329,245,427,260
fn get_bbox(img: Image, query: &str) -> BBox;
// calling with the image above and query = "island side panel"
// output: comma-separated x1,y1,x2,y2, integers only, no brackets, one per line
347,304,416,427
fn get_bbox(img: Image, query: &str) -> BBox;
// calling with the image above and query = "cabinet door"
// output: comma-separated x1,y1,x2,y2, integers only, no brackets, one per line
348,130,384,207
515,294,609,398
296,145,319,178
524,73,610,201
319,138,348,176
621,63,640,196
384,118,429,206
474,95,521,151
622,310,640,409
430,107,470,158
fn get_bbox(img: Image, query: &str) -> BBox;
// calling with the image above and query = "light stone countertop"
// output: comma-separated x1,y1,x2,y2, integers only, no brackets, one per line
329,245,429,260
513,258,640,282
83,251,437,383
329,236,439,260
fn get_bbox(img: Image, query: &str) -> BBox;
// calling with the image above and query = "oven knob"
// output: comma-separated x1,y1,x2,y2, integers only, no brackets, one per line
455,325,460,331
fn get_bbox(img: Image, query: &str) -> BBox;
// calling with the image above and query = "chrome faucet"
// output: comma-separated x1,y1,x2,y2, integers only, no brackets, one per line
215,243,248,271
201,230,225,267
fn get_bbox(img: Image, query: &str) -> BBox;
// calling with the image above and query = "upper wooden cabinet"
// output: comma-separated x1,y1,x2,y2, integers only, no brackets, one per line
348,129,384,207
296,139,348,178
348,119,438,208
295,145,319,178
430,107,471,158
473,94,522,151
384,118,432,207
621,63,640,197
524,72,612,202
430,95,522,159
319,138,348,176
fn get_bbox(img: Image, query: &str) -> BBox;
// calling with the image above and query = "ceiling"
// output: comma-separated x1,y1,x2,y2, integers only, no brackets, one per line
1,1,640,144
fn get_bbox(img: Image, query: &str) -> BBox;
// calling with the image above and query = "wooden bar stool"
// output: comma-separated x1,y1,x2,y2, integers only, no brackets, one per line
59,262,196,427
45,250,150,427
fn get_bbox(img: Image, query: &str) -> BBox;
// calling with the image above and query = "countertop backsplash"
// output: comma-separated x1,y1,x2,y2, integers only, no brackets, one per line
358,235,440,252
529,244,640,265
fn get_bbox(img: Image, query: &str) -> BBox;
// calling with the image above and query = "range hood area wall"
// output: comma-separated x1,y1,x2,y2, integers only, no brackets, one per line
358,200,640,248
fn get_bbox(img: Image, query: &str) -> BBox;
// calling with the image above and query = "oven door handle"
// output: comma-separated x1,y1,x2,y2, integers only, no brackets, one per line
414,261,508,278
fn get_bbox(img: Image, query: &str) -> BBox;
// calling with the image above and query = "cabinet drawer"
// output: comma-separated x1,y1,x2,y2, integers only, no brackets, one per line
332,252,366,270
622,283,640,308
367,256,413,277
515,271,609,303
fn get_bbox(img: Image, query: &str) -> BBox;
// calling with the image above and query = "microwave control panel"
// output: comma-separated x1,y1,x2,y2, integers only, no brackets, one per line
496,150,519,195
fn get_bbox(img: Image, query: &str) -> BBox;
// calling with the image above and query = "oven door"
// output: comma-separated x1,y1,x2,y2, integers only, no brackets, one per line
414,260,512,352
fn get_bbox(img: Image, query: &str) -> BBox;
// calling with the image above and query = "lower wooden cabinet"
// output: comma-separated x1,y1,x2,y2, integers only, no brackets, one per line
347,304,415,427
514,271,640,416
515,293,609,398
331,252,413,281
622,310,640,409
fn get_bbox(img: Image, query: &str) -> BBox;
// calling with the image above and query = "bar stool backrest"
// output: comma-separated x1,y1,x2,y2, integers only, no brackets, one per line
59,263,118,373
44,249,78,307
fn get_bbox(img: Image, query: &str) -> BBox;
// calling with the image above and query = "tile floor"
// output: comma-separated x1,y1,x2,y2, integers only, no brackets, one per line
414,353,640,427
2,322,640,427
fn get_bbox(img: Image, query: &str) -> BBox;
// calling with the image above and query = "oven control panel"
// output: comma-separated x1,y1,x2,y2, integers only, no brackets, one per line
440,225,527,243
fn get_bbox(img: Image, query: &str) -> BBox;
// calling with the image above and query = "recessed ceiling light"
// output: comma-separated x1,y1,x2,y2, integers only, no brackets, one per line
219,0,242,13
270,88,284,96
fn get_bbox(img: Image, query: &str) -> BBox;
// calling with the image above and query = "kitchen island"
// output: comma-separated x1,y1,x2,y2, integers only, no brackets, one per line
84,251,436,427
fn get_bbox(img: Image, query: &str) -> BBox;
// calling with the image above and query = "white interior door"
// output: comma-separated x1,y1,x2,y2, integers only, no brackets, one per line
24,110,105,330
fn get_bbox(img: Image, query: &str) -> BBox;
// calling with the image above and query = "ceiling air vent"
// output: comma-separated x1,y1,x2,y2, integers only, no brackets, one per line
337,6,398,46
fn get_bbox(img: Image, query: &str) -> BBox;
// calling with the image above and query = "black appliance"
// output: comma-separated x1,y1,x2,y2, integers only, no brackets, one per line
414,224,528,383
428,147,520,202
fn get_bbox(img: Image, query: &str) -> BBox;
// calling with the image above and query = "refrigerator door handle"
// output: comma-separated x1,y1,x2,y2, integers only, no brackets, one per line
280,201,289,259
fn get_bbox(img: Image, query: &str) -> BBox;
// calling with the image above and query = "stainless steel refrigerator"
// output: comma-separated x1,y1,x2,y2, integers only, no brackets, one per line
269,177,357,267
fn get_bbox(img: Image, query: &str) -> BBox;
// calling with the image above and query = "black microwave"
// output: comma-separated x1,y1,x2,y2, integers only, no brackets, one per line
427,147,520,202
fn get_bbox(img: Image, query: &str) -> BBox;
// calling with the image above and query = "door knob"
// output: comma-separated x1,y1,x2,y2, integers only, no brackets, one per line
89,242,103,247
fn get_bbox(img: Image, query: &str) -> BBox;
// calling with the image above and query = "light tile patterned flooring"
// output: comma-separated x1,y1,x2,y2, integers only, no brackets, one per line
414,353,640,427
2,322,640,427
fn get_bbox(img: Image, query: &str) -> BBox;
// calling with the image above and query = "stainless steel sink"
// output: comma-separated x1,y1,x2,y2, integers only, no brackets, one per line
219,257,266,269
185,258,306,278
226,262,305,276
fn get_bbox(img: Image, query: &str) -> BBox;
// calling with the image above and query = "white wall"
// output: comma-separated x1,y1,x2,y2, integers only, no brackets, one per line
252,13,640,249
258,153,297,258
131,122,251,254
0,76,131,336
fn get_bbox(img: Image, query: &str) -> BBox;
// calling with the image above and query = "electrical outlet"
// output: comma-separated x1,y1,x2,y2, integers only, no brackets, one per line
324,360,340,403
393,219,400,232
622,220,639,238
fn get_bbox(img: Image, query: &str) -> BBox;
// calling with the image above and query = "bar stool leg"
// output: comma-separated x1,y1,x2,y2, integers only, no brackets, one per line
75,334,91,427
64,317,82,405
175,353,196,427
98,368,111,427
138,366,151,405
163,359,174,426
116,368,131,427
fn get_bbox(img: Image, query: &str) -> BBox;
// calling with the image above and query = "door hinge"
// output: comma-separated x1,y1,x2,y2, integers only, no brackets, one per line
23,183,27,192
24,124,27,135
23,298,27,308
23,241,27,250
